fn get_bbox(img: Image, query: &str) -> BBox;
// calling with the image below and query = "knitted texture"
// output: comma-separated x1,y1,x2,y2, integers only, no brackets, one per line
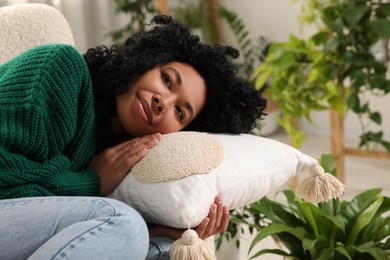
0,44,99,199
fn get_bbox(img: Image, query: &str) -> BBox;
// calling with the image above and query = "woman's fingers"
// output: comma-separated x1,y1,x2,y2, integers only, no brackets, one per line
116,133,161,158
196,195,230,239
118,138,157,166
214,195,223,227
215,205,229,233
103,133,161,168
205,204,217,236
195,217,210,238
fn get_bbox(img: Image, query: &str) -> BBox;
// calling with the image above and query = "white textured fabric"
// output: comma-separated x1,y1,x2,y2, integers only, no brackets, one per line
0,3,74,64
109,133,319,228
132,132,224,182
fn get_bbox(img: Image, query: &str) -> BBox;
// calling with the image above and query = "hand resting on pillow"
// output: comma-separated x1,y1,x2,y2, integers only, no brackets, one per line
148,194,229,240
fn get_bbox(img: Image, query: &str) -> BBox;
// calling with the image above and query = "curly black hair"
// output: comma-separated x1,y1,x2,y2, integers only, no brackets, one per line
84,15,266,136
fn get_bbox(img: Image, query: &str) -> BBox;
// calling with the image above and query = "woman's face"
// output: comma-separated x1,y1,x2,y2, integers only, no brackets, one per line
115,62,206,137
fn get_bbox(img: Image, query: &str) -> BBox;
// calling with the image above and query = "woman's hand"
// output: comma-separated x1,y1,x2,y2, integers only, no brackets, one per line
90,133,161,196
195,194,230,239
148,195,230,240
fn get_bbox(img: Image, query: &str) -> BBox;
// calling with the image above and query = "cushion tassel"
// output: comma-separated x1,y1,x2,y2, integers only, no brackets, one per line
295,163,345,203
170,229,216,260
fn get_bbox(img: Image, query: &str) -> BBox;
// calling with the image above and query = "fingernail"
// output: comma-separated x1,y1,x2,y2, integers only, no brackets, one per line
223,206,229,213
211,204,217,213
154,133,162,140
216,195,222,204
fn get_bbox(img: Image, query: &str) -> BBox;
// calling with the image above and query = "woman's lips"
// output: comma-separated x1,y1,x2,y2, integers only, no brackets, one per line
137,96,153,124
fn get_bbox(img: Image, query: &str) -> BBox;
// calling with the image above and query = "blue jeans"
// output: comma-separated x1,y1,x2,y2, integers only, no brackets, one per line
0,197,149,260
146,237,173,260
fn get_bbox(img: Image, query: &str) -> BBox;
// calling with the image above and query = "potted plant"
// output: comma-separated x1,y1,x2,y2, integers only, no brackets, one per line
252,0,390,150
216,154,390,259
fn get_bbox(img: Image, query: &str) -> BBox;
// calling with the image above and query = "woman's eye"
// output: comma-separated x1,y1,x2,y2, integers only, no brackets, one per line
175,106,184,121
161,72,172,89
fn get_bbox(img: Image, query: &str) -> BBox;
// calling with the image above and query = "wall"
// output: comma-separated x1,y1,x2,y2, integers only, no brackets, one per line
1,0,130,53
220,0,390,142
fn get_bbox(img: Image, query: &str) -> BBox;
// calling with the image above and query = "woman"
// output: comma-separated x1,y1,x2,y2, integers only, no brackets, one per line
0,15,266,259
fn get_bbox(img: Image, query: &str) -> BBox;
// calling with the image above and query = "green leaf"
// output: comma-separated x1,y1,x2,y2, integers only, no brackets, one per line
302,236,328,258
369,112,382,125
370,20,390,37
324,214,345,234
296,199,320,236
353,242,389,259
307,68,321,83
346,93,360,113
380,141,390,153
320,154,337,176
282,190,306,220
327,17,344,37
324,81,339,97
368,74,390,91
334,246,352,260
229,217,251,225
324,36,340,51
253,197,306,227
351,70,366,88
347,196,383,245
249,248,291,260
318,247,335,260
384,237,390,249
319,200,335,217
249,223,306,252
360,215,390,243
311,31,329,45
371,131,383,142
344,6,370,25
276,52,297,71
377,3,390,16
343,189,382,220
253,70,269,91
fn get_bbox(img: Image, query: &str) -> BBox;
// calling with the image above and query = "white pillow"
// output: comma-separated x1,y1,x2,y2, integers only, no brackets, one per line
108,132,326,228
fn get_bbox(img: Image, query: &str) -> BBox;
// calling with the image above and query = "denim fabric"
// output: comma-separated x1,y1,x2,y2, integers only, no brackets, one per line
146,237,174,260
0,196,149,260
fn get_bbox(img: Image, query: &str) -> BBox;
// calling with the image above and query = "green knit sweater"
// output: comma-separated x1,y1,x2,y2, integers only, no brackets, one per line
0,44,100,199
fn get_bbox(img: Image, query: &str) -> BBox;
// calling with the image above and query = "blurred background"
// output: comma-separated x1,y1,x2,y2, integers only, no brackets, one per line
2,0,388,142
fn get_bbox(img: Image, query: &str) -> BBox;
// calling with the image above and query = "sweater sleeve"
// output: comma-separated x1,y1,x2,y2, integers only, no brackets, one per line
0,44,100,199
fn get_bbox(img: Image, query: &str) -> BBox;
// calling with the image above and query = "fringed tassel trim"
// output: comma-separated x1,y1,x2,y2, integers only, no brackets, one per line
295,163,345,203
170,229,216,260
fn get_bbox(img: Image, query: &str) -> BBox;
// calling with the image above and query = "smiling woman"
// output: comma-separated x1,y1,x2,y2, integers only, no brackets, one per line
0,11,266,260
115,62,207,137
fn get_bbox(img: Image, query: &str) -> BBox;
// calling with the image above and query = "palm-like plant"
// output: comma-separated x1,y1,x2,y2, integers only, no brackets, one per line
220,155,390,260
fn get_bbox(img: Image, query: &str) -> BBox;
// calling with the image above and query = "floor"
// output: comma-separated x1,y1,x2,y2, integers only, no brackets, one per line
215,128,390,260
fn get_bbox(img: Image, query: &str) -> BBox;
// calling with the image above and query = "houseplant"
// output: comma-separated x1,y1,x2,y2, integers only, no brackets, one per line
216,154,390,259
247,188,390,259
109,0,156,42
252,0,390,151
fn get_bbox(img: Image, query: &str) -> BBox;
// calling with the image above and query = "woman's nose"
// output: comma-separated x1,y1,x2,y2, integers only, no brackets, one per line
152,94,174,114
153,97,164,113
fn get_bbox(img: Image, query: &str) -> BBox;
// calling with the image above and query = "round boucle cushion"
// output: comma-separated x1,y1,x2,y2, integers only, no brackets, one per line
132,132,224,182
